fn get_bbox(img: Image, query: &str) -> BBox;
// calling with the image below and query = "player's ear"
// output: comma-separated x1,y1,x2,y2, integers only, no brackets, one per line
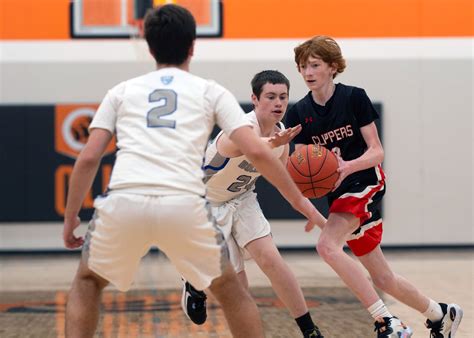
188,41,195,57
251,93,258,107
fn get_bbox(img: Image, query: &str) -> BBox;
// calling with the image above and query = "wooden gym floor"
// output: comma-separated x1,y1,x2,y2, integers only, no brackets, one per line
0,249,472,337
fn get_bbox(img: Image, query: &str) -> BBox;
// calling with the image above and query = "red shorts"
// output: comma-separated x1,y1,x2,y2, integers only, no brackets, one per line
329,168,386,256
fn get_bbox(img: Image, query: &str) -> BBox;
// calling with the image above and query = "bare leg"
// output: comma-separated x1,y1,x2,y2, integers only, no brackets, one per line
317,212,380,308
66,259,109,338
237,269,249,289
246,235,308,317
358,245,430,312
207,265,264,338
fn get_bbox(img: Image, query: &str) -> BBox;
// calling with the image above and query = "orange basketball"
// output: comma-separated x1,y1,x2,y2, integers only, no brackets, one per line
287,144,340,198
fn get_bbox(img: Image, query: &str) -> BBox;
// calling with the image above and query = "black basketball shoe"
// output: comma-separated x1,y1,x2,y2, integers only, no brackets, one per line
303,326,324,338
181,280,207,325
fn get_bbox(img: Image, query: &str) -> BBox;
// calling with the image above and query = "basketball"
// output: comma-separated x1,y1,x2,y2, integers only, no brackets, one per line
287,144,339,198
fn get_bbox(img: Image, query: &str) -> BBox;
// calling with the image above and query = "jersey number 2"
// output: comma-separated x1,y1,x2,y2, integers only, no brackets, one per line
147,89,177,128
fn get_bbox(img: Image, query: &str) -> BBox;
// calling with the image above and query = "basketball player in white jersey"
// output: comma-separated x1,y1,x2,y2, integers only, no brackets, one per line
62,5,322,338
181,71,327,338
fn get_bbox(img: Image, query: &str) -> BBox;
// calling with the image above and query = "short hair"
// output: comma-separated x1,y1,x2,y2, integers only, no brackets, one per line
144,4,196,65
294,36,346,78
251,70,290,99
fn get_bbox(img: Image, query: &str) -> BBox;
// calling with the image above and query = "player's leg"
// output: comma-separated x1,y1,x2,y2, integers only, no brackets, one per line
317,212,414,337
207,265,264,338
359,245,429,311
237,269,249,289
317,212,380,307
66,193,153,336
181,220,245,325
359,246,463,337
247,235,307,316
246,235,323,337
158,195,263,337
66,258,109,337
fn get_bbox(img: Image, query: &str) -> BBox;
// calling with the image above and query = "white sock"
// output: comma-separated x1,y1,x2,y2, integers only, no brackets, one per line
422,299,444,322
368,299,392,320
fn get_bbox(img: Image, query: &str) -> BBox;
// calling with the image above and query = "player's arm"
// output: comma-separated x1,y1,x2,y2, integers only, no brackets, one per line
229,126,321,228
63,128,113,249
218,124,302,157
334,122,384,188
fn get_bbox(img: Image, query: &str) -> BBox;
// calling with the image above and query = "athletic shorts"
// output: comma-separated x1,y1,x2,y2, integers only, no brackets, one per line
83,192,228,291
210,191,271,273
328,167,386,257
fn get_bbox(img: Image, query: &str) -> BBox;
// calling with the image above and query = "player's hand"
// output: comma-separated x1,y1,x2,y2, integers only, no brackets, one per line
291,197,324,232
332,155,352,190
304,213,327,232
268,124,302,148
63,215,84,249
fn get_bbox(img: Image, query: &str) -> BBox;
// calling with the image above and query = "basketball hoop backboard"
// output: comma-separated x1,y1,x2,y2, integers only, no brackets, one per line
70,0,222,38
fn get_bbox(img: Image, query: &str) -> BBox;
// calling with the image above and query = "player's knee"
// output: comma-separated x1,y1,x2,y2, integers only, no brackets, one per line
209,267,250,304
255,252,279,273
316,238,341,263
75,265,109,291
209,266,239,294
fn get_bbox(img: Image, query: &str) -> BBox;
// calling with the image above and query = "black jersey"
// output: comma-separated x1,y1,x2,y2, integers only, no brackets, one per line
286,83,381,197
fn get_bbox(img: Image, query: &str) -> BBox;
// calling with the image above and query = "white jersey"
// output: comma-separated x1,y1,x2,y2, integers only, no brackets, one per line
89,67,251,196
204,111,285,203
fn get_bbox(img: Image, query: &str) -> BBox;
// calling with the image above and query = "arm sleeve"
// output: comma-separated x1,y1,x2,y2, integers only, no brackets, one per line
352,87,379,128
89,82,125,133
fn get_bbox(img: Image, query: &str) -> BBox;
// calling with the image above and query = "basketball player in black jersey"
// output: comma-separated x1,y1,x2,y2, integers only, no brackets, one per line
285,36,463,338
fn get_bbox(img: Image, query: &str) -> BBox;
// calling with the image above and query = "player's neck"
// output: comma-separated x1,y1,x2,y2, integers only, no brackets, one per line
156,61,190,72
255,113,276,137
311,82,335,106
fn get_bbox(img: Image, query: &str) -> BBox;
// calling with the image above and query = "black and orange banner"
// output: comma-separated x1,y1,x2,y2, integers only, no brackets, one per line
0,105,115,222
0,103,342,222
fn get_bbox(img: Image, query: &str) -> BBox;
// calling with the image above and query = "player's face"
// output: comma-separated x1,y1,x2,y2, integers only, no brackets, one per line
298,56,336,91
253,83,289,123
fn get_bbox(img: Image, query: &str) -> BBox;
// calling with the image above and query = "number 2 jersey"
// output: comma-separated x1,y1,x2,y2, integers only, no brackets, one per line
89,67,251,196
285,83,384,196
203,111,285,204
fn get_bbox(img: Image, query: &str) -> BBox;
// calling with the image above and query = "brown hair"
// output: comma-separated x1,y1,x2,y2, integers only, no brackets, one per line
294,36,346,78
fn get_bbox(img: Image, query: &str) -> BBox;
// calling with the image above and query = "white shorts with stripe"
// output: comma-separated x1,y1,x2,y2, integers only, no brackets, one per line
83,192,228,291
210,191,271,273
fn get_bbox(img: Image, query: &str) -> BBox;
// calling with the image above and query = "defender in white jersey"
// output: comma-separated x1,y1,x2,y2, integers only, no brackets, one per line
181,71,326,338
62,5,323,338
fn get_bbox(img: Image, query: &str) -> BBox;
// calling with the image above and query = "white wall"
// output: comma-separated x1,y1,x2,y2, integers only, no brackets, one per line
0,38,472,249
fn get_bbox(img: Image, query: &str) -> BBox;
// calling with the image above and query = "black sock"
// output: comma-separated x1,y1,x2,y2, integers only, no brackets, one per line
295,312,315,334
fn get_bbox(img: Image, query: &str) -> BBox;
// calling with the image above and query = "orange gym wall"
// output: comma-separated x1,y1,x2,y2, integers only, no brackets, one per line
0,0,472,39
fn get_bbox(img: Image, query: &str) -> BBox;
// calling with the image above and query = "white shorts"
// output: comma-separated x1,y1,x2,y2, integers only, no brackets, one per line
83,192,228,291
211,191,270,273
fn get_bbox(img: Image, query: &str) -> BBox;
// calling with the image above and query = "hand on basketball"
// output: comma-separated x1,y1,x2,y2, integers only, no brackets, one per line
268,124,302,148
333,155,352,190
63,215,84,249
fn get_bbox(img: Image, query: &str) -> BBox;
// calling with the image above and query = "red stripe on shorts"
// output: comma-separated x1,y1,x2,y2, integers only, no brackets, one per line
329,180,384,225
